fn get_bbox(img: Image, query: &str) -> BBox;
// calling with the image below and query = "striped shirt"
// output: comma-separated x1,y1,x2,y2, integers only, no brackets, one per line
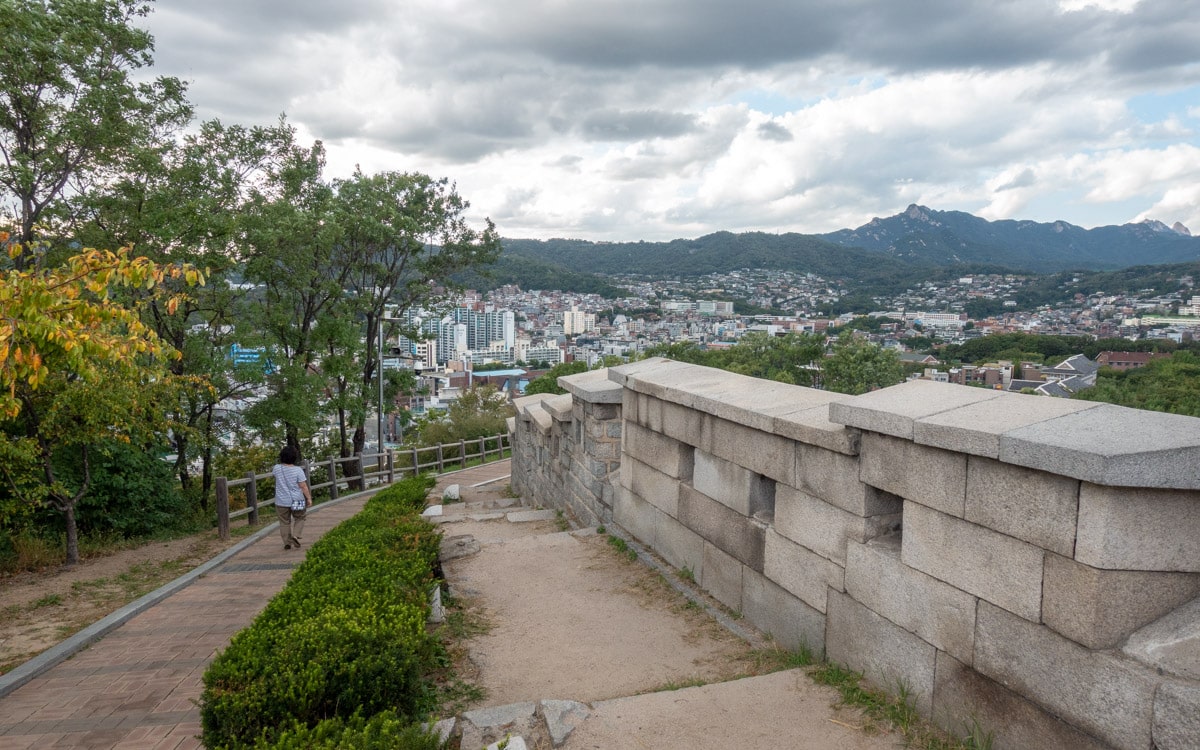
272,463,308,510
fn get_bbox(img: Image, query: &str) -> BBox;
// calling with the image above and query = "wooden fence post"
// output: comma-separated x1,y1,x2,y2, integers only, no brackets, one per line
411,447,419,477
387,449,395,483
356,453,365,485
478,436,486,462
459,439,467,469
246,471,258,525
328,457,339,500
216,477,230,540
436,443,445,473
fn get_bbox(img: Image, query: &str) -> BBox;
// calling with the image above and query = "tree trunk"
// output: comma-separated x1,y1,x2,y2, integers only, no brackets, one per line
64,503,80,566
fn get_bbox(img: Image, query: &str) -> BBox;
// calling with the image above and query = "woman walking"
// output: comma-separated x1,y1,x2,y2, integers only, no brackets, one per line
273,446,312,550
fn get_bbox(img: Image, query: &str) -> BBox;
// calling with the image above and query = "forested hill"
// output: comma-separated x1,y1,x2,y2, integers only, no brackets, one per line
496,206,1200,291
500,233,952,290
820,204,1199,272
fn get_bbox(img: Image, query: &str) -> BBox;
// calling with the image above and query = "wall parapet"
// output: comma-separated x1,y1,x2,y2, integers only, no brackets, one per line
511,359,1200,750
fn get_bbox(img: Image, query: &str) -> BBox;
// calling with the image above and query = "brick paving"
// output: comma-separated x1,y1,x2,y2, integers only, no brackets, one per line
0,461,511,750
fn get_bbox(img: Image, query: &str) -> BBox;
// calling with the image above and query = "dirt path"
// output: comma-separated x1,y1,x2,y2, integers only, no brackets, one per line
0,528,246,674
433,472,903,750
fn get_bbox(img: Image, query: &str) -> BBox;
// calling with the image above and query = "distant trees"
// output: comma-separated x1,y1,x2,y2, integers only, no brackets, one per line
645,331,902,394
821,337,904,395
1075,352,1200,416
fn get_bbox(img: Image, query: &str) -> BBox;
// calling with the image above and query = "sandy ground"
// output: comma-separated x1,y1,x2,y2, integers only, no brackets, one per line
434,475,902,750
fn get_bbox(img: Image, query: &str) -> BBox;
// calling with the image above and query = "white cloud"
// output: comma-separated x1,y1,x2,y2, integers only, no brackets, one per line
141,0,1200,240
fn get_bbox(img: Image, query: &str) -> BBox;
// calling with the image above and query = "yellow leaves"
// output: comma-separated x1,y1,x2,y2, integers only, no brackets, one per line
0,244,204,420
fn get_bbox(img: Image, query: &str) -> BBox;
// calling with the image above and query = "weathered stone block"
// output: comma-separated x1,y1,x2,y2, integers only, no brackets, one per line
700,541,743,612
742,567,826,656
826,590,937,715
706,417,796,486
763,528,844,614
932,651,1113,750
796,442,899,516
656,512,706,582
846,537,976,663
658,399,708,448
692,450,773,517
622,388,639,423
678,486,766,571
974,601,1159,750
559,368,623,404
775,485,900,566
913,390,1101,459
612,485,658,548
1076,484,1200,572
618,455,680,517
965,457,1079,557
859,432,968,517
1123,597,1200,682
999,402,1200,490
774,402,860,456
1043,554,1200,649
902,502,1044,622
830,379,1004,440
1154,682,1200,750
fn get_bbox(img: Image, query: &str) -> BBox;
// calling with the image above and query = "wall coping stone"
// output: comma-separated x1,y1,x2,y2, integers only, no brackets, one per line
611,359,857,451
544,394,575,422
829,379,1200,489
560,368,623,404
913,391,1102,459
998,403,1200,489
513,393,556,414
829,379,1004,440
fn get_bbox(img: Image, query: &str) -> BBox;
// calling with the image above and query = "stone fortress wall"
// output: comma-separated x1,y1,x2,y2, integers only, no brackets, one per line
509,358,1200,750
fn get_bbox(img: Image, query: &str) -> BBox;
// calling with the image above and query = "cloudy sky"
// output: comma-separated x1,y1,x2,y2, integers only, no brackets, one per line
143,0,1200,241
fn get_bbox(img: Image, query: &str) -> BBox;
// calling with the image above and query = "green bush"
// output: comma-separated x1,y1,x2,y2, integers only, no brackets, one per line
250,712,445,749
200,475,444,749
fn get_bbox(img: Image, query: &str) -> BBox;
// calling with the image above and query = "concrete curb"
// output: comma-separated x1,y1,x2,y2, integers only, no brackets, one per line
0,486,379,700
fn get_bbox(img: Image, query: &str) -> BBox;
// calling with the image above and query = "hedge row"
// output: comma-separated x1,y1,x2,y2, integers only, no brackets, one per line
199,476,445,749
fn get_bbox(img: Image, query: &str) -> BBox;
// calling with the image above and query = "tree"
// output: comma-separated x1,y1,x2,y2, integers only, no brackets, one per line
332,169,500,459
0,237,201,564
523,361,588,395
1075,352,1200,416
416,385,513,447
0,0,190,266
717,332,824,385
240,141,346,451
71,118,298,506
821,337,904,395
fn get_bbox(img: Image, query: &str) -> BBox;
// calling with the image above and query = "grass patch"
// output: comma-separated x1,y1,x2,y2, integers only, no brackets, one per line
605,535,638,562
810,662,992,750
678,565,695,583
32,593,63,608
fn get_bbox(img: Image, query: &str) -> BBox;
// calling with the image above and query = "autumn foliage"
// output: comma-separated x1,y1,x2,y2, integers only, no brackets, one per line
0,233,203,418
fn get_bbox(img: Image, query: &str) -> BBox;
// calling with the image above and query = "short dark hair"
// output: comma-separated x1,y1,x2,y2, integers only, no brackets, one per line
279,445,300,465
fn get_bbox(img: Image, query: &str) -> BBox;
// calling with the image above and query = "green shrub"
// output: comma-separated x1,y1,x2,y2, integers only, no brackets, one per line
200,475,444,749
251,711,445,749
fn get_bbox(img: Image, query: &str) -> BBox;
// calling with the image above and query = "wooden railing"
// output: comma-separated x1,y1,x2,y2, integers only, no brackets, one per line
213,433,511,539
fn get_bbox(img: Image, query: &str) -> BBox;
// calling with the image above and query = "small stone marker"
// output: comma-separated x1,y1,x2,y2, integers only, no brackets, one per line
443,484,461,501
421,504,443,518
428,584,445,624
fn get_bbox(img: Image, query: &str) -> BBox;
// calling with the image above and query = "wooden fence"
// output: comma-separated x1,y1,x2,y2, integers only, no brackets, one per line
213,433,511,539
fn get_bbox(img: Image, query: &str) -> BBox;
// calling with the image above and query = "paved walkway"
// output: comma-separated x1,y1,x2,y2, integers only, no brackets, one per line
0,462,512,750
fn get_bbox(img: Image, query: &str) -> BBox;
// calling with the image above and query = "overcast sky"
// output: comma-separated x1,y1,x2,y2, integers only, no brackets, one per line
143,0,1200,241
